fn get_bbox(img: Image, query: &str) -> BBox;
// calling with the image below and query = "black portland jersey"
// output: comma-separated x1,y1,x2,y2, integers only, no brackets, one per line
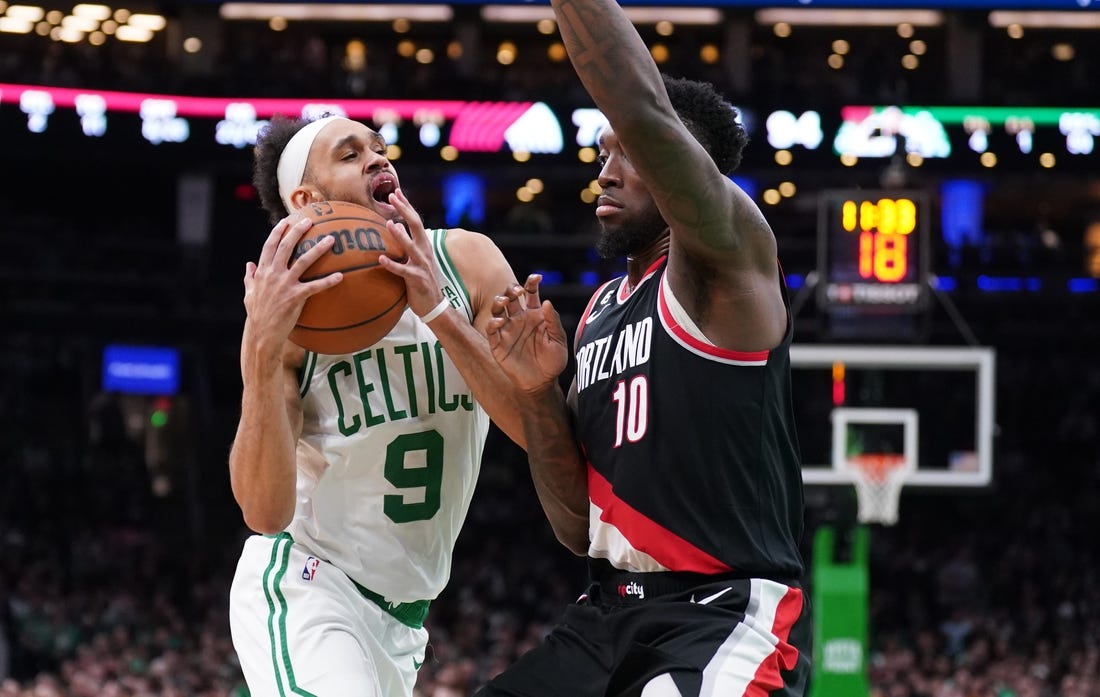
575,257,804,579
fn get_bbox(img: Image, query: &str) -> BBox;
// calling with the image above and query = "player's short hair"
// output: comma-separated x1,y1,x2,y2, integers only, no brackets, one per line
662,74,748,176
253,114,309,224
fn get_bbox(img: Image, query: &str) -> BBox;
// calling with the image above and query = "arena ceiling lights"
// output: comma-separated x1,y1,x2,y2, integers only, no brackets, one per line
0,3,166,42
218,2,717,26
754,8,944,26
480,5,722,25
219,2,454,22
988,10,1100,28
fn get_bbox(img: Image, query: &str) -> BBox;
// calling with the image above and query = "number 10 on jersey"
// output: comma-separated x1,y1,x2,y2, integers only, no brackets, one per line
612,375,649,447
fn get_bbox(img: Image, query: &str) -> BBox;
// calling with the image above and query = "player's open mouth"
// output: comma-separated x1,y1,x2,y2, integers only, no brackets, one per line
371,175,397,204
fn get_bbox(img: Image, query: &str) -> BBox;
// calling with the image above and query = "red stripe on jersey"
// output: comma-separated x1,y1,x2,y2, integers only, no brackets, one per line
588,464,733,574
744,586,804,696
657,276,770,364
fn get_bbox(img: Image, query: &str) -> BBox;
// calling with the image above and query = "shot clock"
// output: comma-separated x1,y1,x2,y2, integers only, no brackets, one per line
816,190,930,316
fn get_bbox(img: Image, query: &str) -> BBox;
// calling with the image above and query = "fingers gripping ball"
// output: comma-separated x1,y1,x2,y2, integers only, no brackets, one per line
289,201,407,354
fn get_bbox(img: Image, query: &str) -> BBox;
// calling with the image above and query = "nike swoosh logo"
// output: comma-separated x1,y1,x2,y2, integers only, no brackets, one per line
692,587,732,605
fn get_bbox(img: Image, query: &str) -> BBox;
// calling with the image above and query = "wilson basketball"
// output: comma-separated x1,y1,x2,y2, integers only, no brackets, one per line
288,200,407,354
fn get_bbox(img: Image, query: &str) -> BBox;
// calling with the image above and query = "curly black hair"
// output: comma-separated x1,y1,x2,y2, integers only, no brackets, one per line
252,114,310,224
662,74,748,176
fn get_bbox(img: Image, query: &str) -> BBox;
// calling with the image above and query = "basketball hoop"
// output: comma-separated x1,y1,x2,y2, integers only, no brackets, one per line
846,453,911,525
827,407,920,526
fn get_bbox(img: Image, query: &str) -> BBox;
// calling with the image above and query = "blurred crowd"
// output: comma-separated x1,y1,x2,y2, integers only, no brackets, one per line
1,331,1098,696
862,351,1100,697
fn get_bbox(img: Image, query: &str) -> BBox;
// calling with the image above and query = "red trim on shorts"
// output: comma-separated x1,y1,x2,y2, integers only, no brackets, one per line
588,464,733,575
744,586,804,696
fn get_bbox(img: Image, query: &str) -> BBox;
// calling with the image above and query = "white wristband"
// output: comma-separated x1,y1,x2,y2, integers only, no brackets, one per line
418,298,451,323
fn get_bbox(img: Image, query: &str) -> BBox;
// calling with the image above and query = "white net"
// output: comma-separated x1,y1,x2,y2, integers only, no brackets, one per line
847,454,910,525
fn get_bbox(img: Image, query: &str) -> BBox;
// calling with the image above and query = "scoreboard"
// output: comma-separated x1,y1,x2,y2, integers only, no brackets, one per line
817,190,930,315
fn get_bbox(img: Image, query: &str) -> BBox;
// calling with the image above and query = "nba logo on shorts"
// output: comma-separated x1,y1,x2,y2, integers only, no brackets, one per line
303,556,321,581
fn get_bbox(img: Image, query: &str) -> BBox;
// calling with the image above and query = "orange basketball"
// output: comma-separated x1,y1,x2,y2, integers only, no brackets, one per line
288,200,407,354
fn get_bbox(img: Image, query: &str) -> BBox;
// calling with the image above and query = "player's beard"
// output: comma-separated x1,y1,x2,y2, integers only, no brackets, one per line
595,210,667,260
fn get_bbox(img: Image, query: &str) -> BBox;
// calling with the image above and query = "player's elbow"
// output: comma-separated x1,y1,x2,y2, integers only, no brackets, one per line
563,534,589,556
234,491,294,535
241,506,293,536
229,457,296,534
560,536,589,557
554,518,590,557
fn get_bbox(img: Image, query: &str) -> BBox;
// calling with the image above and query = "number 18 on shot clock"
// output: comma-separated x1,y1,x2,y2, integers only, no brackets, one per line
816,190,930,315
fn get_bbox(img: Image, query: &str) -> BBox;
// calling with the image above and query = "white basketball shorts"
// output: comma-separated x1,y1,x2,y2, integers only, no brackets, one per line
229,533,429,697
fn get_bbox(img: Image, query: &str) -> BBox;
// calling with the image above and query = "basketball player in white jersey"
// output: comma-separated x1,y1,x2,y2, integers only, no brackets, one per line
228,114,527,696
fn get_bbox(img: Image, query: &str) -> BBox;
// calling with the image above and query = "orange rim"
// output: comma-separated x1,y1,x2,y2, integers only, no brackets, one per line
847,453,906,484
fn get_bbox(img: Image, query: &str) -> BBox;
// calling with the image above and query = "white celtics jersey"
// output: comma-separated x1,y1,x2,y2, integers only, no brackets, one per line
287,228,489,603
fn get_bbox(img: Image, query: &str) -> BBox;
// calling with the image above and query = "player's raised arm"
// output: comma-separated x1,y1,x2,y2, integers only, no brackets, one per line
550,0,733,253
550,0,787,351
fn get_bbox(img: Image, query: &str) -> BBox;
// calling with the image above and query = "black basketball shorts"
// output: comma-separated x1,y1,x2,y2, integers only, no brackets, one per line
476,573,812,697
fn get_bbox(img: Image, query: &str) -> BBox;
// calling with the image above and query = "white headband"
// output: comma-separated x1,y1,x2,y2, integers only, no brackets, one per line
276,115,352,212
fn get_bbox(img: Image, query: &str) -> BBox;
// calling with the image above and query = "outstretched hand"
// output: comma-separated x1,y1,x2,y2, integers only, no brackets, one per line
487,274,569,394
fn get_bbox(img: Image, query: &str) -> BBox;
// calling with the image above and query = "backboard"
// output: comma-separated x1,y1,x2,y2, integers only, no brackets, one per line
791,345,995,488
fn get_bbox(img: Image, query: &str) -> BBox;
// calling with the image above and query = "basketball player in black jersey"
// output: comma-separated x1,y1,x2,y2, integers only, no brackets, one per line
480,0,811,693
